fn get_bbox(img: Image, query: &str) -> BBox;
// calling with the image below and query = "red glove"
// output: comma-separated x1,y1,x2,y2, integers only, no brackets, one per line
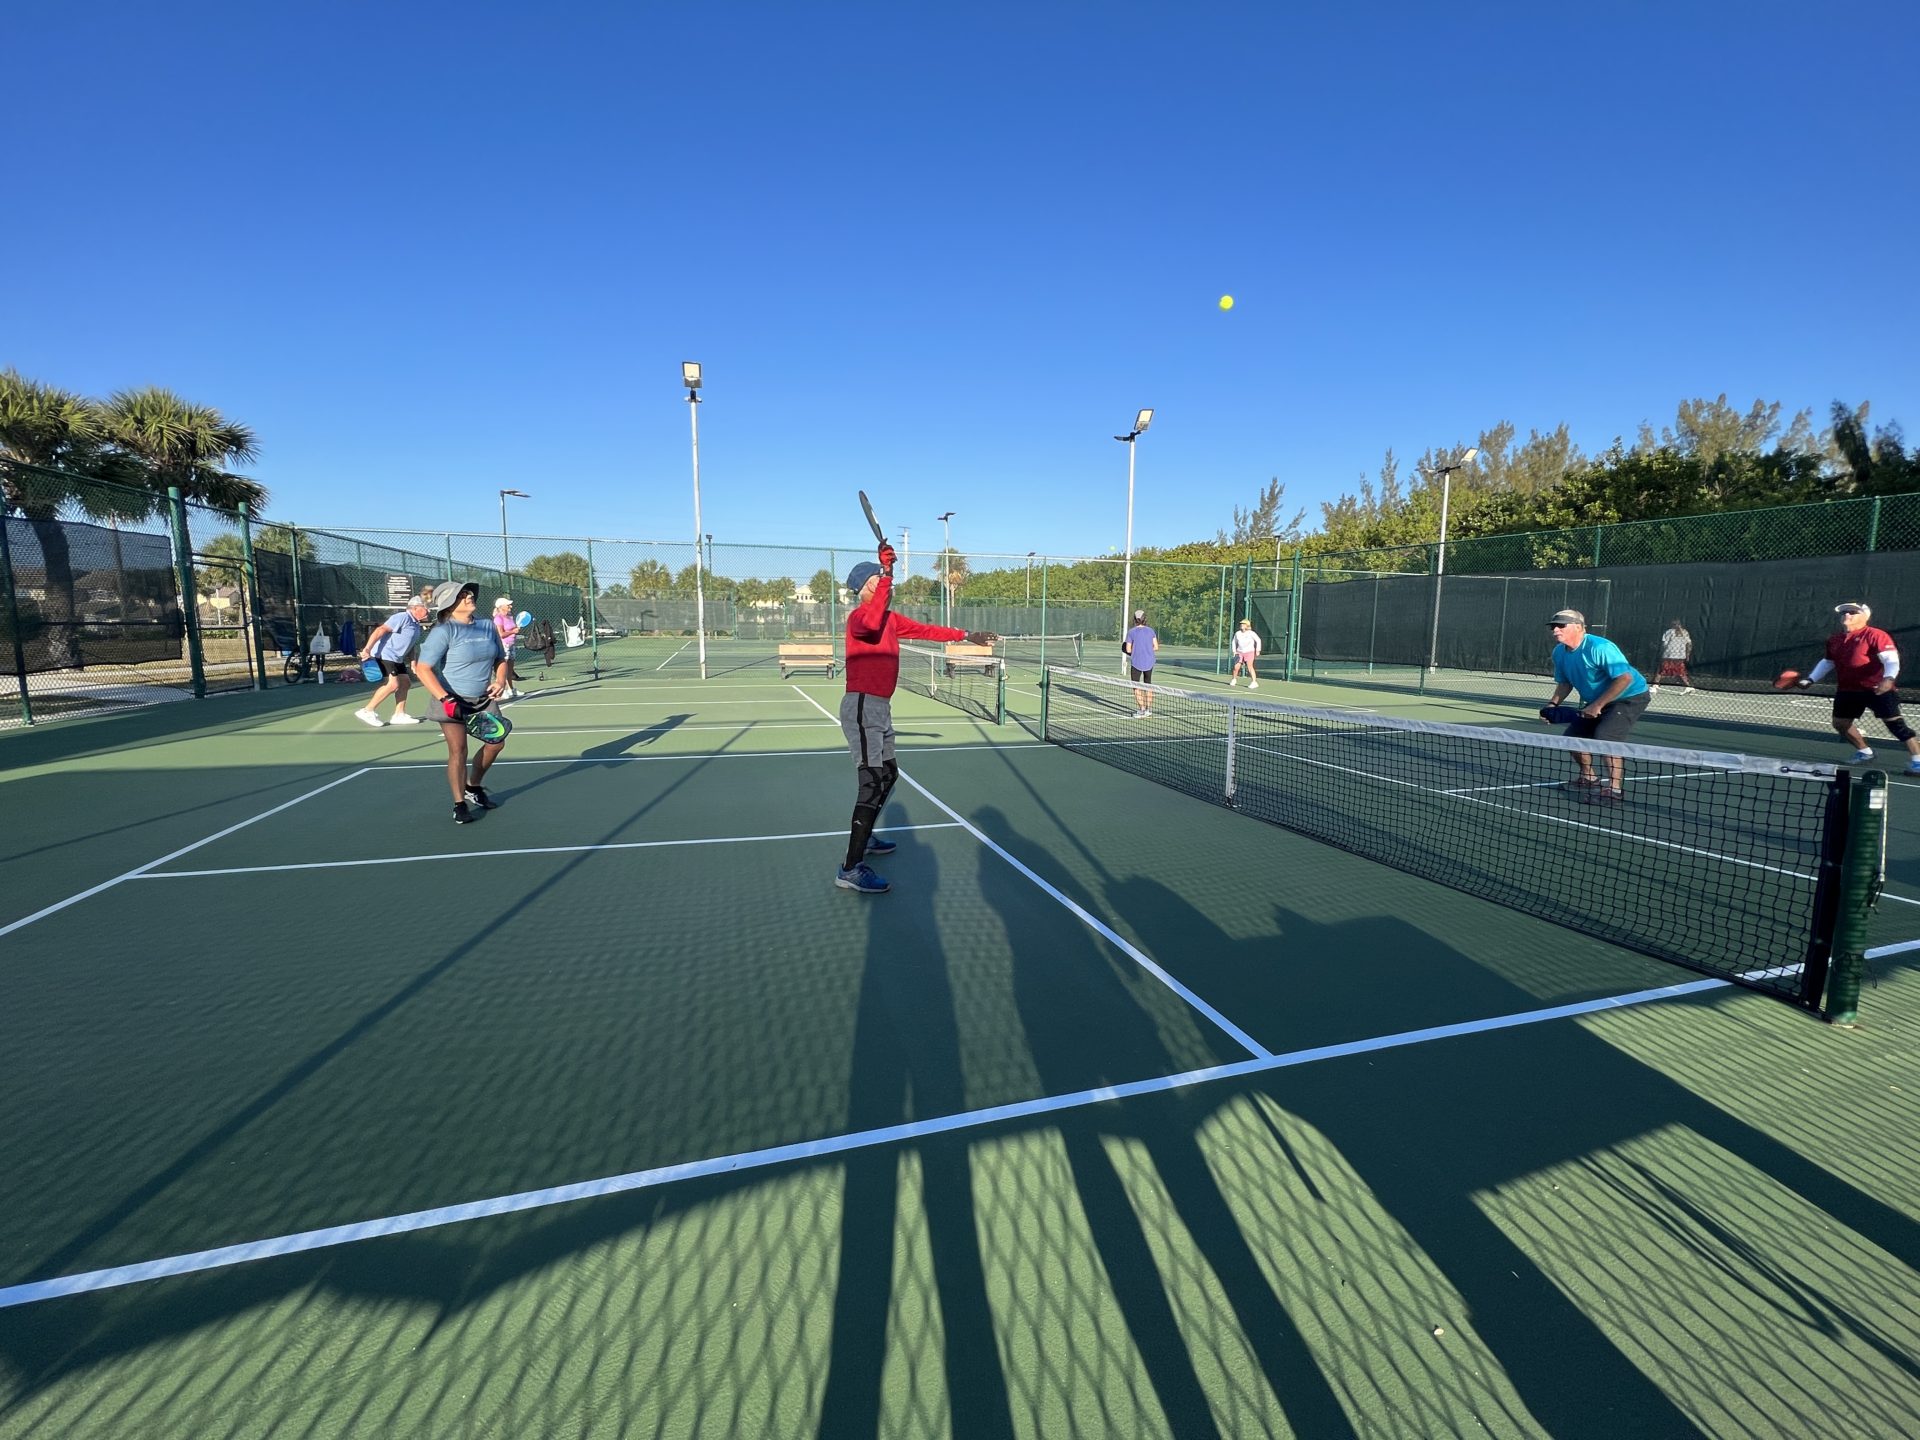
877,542,897,572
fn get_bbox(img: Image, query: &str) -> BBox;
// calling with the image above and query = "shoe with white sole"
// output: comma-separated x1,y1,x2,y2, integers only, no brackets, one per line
389,712,422,725
354,708,383,727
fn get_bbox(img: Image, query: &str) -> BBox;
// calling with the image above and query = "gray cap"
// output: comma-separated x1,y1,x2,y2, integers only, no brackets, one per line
1548,609,1585,626
1134,609,1147,620
429,579,479,613
1834,601,1870,616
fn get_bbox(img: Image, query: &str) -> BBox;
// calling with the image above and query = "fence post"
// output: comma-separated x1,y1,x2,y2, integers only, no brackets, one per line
1591,525,1603,568
1039,560,1049,668
237,503,266,691
1215,564,1227,674
584,539,600,678
1287,546,1303,681
0,513,33,725
1867,496,1882,553
289,526,304,668
167,486,206,699
444,534,455,581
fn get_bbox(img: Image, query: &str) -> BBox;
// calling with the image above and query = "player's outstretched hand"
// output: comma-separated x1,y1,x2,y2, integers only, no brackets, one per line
966,631,999,647
878,542,897,572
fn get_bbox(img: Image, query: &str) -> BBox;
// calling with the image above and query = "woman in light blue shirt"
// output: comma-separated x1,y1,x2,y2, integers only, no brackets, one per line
413,580,511,824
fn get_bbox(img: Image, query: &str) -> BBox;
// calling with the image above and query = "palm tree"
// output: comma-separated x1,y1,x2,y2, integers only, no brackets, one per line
102,386,267,543
0,371,153,668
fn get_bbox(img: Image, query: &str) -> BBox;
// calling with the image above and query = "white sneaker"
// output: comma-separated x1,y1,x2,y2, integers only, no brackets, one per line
1649,686,1659,695
389,712,422,725
353,708,383,727
1248,680,1258,689
1142,707,1153,717
1229,678,1238,687
1683,687,1694,694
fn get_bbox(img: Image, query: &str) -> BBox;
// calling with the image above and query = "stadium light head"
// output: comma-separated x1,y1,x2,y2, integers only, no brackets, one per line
1134,408,1153,435
500,488,529,499
681,361,702,390
1462,447,1478,464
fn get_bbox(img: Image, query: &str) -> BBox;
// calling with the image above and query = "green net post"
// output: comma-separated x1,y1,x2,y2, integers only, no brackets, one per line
167,486,207,699
1824,770,1886,1026
1039,664,1050,738
995,659,1007,725
237,503,266,691
0,511,33,725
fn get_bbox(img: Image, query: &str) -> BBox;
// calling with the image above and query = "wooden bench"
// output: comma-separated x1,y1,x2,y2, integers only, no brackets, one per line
778,642,838,678
942,642,1000,677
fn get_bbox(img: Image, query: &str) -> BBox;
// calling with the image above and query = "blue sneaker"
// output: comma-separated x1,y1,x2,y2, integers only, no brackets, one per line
1846,748,1875,765
1907,757,1920,776
835,863,890,894
864,835,898,856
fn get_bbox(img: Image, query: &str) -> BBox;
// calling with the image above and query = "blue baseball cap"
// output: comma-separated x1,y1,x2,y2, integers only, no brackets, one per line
845,561,883,593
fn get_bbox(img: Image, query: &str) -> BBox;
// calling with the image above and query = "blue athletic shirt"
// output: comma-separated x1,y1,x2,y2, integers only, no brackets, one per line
1125,624,1157,671
1552,633,1648,705
417,617,505,700
372,609,424,662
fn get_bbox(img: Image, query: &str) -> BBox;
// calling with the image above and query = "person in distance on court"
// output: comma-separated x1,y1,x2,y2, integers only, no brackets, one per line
414,580,513,824
1123,609,1158,716
1650,618,1694,695
1791,601,1920,774
353,594,431,727
492,597,522,700
1229,617,1262,689
1543,608,1650,805
835,543,998,894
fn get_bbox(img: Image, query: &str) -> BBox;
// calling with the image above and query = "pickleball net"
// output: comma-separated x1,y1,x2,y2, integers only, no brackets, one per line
995,634,1084,666
1040,666,1885,1011
899,643,1006,725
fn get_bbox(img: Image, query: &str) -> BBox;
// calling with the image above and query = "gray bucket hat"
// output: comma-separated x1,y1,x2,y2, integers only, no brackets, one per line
429,579,479,614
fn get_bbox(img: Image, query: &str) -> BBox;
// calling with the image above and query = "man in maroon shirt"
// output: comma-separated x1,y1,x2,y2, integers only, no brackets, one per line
1795,601,1920,773
835,543,997,893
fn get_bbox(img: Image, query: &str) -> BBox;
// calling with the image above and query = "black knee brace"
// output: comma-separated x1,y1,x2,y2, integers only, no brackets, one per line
877,759,899,808
855,764,888,810
1889,716,1916,744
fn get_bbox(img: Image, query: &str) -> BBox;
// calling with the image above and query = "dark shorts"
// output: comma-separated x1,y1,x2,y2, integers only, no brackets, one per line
373,656,411,679
1834,689,1905,723
1130,667,1154,684
1565,691,1649,742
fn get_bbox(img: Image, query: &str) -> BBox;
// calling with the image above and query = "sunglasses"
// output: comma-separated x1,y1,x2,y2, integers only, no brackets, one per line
1550,622,1574,629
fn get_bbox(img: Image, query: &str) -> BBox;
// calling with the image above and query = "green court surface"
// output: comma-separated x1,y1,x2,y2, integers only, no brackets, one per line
3,655,1919,1438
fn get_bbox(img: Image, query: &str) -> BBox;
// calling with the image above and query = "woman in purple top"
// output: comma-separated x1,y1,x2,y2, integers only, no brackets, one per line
1123,609,1158,718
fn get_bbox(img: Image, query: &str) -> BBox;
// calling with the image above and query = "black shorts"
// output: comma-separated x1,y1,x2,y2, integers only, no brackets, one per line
1130,667,1154,684
373,656,410,679
1565,691,1649,742
1833,689,1904,723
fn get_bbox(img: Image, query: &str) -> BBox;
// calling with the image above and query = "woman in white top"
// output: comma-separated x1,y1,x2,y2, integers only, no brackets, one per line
1652,619,1693,694
1230,618,1262,688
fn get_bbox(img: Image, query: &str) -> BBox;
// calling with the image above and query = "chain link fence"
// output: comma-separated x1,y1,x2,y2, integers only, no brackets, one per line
10,460,1920,732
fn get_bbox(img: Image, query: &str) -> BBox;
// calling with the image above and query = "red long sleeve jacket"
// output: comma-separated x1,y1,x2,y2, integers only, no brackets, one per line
844,574,968,698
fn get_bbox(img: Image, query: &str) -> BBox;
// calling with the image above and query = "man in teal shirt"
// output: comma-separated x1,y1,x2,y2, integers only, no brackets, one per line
1545,608,1649,805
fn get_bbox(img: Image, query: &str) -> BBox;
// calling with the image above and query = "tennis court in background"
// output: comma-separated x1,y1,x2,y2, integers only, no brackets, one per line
2,647,1918,1438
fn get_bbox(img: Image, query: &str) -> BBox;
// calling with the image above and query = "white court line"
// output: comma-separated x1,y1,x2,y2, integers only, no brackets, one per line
366,742,1050,771
134,824,966,880
1867,938,1920,958
787,684,1270,1059
509,722,840,736
0,973,1732,1311
1443,769,1725,798
0,770,371,940
506,699,822,708
654,640,696,671
1880,890,1920,907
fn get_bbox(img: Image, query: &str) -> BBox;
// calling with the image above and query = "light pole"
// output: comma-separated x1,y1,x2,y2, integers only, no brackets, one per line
682,361,707,680
498,489,529,582
1426,446,1480,671
935,511,955,626
1114,408,1153,672
1026,551,1036,607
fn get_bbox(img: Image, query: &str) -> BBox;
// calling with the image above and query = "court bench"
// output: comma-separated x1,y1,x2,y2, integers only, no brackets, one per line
777,642,839,678
942,642,1000,676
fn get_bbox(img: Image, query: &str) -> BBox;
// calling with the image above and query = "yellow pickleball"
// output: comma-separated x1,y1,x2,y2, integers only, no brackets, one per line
1219,295,1234,311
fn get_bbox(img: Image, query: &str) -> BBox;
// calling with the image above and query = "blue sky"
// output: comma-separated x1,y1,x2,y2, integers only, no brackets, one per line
8,1,1916,562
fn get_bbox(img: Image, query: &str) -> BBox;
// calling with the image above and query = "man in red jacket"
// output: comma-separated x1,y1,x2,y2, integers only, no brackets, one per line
1794,600,1920,773
835,542,997,893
